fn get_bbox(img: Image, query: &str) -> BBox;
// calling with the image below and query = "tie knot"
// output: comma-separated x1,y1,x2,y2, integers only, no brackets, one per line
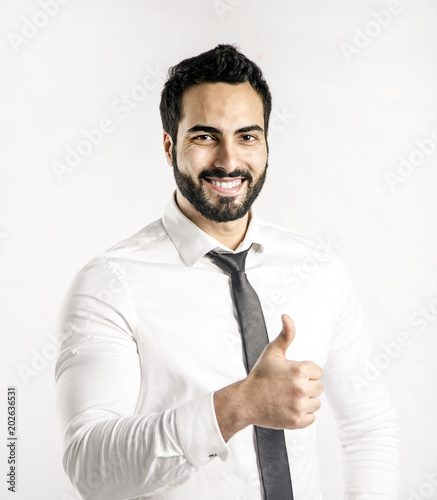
208,247,251,275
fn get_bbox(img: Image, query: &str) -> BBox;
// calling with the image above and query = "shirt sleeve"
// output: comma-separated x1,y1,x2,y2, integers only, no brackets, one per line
322,257,400,499
54,257,229,500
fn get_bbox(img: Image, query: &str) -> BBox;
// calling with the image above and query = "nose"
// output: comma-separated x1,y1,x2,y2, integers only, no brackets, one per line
212,139,241,173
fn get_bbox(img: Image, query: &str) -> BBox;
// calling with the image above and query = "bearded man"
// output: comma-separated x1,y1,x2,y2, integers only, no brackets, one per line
55,44,399,500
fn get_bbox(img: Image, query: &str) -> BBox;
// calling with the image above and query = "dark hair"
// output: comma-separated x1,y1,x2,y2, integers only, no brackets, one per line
159,44,272,143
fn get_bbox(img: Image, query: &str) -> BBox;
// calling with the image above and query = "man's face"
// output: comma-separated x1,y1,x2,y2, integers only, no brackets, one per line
167,81,268,223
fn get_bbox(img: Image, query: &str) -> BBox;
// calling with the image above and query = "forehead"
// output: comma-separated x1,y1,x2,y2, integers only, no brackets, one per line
179,81,264,130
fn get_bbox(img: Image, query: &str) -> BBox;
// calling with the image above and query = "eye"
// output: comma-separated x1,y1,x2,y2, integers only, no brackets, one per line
194,134,214,141
240,134,257,142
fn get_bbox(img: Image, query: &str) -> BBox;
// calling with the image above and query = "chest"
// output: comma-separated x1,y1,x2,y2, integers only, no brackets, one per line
127,260,336,412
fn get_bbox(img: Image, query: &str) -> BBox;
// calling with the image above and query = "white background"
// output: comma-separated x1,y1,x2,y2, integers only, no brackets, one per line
1,1,436,499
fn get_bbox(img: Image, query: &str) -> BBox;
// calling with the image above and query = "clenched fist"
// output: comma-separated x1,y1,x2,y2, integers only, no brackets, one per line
242,314,323,430
214,314,324,441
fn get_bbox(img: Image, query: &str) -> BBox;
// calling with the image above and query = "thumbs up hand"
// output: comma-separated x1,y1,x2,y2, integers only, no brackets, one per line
242,314,324,431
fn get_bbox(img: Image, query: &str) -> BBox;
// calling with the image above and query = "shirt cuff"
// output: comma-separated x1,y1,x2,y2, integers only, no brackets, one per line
175,391,230,468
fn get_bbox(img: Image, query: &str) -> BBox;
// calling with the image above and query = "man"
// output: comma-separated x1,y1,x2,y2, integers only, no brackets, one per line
55,44,400,499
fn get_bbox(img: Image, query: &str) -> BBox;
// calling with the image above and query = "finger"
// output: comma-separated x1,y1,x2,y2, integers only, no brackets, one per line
300,412,316,429
300,361,323,380
308,380,324,397
269,314,296,356
308,397,322,413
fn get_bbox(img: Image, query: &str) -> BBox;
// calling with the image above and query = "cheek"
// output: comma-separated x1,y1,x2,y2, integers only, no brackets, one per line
180,148,212,173
248,149,268,173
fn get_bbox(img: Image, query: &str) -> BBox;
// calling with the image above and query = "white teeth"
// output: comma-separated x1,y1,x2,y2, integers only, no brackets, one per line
210,179,242,188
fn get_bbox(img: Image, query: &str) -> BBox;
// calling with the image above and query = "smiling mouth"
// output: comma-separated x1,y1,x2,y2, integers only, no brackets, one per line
203,177,246,195
205,178,244,189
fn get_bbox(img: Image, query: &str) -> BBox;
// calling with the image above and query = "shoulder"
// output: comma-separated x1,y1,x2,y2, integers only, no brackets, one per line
255,217,354,296
256,219,359,315
256,217,340,262
69,218,169,288
103,218,168,258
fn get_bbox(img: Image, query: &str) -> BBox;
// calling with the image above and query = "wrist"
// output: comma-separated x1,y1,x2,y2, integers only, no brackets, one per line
213,379,253,442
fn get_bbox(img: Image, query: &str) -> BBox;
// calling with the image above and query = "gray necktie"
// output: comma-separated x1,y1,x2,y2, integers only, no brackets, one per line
208,246,294,500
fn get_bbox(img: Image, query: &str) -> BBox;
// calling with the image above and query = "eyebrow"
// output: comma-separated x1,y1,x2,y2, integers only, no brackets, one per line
186,125,264,135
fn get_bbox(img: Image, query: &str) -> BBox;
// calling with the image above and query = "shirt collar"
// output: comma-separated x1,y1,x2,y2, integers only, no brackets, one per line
162,192,264,267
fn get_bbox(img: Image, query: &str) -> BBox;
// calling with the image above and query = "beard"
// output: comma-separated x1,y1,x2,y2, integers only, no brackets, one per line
172,149,268,223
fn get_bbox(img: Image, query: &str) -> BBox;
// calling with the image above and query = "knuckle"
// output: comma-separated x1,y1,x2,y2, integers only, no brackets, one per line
294,364,307,378
288,414,302,428
295,413,313,428
295,385,307,397
293,400,305,413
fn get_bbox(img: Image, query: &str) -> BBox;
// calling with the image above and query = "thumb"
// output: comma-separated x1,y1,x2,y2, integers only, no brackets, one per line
270,314,296,356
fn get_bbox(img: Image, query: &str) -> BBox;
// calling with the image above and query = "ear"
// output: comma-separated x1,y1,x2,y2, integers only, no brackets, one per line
163,132,174,167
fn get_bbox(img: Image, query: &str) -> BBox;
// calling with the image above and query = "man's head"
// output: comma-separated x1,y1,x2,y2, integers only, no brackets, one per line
160,44,272,224
160,44,272,145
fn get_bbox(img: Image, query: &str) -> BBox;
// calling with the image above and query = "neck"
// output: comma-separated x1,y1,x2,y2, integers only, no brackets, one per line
175,190,250,251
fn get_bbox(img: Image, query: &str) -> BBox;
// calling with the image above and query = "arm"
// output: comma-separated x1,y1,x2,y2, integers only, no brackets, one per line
322,257,400,498
55,259,229,500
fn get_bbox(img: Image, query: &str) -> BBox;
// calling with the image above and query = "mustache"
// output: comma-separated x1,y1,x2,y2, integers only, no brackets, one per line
199,168,253,181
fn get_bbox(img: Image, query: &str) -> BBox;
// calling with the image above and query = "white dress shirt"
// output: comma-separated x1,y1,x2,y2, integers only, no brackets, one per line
55,193,400,500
